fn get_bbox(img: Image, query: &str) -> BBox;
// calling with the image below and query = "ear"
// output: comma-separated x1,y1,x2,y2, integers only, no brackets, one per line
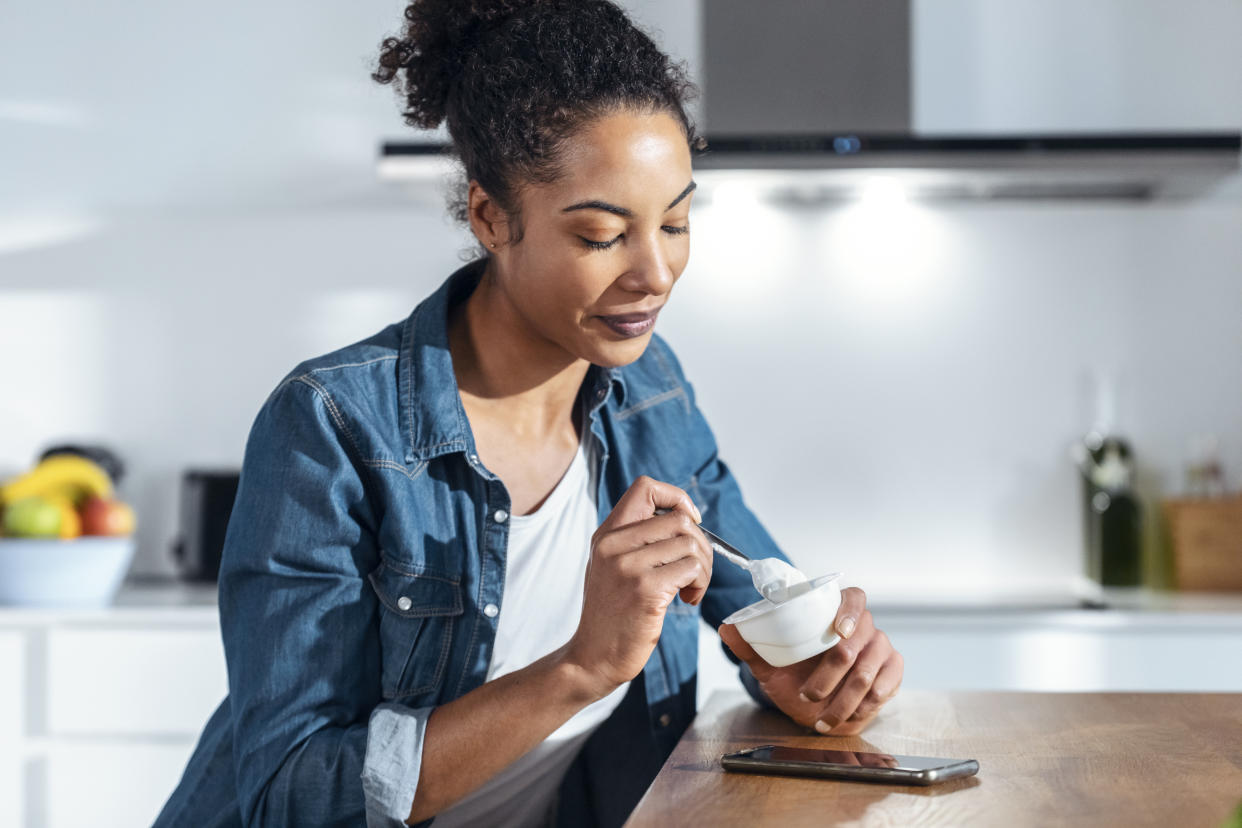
467,180,510,249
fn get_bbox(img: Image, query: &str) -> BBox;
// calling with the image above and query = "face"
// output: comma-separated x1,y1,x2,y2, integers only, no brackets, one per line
469,108,695,368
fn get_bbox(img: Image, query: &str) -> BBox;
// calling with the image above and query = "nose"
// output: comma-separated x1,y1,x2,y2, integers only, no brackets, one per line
617,230,676,296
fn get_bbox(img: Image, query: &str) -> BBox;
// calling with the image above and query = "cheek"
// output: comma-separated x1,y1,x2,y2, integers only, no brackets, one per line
511,251,606,329
670,242,691,280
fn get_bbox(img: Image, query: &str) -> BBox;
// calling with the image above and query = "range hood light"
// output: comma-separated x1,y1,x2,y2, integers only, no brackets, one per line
858,177,909,208
707,180,764,213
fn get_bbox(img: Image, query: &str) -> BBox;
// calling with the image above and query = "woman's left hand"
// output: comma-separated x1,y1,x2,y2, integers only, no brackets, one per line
719,587,903,735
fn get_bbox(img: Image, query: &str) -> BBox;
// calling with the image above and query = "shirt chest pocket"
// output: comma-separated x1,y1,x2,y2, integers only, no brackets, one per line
368,561,464,701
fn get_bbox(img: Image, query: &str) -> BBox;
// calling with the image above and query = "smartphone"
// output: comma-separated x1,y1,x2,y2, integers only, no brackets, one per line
721,745,978,786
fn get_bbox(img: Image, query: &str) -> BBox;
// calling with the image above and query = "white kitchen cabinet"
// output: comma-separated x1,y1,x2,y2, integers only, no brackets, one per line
44,743,202,828
0,586,223,828
1,631,25,828
46,628,226,735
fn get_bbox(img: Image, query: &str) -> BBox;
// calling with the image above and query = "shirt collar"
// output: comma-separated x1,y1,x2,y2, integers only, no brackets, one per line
398,258,628,463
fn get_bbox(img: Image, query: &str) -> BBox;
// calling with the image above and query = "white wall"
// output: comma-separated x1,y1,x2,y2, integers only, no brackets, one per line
672,194,1242,597
2,1,1240,591
5,195,1240,586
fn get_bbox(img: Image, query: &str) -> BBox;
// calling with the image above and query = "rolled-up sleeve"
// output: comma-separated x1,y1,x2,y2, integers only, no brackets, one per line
362,703,434,826
218,375,433,827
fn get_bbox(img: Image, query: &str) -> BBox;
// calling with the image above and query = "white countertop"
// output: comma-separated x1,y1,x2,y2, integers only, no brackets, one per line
0,577,218,626
3,578,1242,629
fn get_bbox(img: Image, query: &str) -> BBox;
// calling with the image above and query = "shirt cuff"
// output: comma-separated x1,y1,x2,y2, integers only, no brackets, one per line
361,701,435,828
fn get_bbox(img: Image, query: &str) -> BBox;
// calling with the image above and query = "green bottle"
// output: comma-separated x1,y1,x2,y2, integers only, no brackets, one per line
1077,433,1143,587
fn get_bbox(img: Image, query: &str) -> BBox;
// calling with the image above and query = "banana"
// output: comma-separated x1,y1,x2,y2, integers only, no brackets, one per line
44,492,82,539
0,454,114,507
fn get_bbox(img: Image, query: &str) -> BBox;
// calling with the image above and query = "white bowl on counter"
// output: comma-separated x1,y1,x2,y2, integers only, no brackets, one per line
0,536,136,607
723,572,843,667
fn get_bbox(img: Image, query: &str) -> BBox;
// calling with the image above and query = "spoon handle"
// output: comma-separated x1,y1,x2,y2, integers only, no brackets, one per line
653,507,752,568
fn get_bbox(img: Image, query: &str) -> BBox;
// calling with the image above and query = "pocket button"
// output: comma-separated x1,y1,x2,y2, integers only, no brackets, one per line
397,596,412,611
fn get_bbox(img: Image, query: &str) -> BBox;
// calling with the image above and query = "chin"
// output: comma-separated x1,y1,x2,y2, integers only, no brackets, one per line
587,332,654,368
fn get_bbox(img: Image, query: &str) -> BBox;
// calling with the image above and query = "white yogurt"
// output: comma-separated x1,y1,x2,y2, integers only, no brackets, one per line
747,557,811,603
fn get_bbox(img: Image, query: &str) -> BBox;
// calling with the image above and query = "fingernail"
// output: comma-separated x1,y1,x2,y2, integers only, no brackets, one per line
838,617,856,638
692,503,703,523
814,720,833,734
798,691,812,703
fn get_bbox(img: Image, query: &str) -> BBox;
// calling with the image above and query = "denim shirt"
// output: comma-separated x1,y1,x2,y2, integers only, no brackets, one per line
154,258,791,828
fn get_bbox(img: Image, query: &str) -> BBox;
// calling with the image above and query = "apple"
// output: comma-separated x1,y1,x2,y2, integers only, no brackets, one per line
2,496,64,537
79,496,137,536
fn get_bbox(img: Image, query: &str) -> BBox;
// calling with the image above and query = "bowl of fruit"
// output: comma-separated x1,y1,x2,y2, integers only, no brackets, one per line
0,448,137,608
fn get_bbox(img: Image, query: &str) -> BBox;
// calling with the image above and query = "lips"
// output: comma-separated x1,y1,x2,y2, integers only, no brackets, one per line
597,307,662,338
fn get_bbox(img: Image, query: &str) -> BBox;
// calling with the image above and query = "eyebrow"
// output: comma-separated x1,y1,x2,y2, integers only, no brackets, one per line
561,180,696,218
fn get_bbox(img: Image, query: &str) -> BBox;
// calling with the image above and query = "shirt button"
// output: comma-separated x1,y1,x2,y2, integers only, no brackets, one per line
658,713,672,727
483,603,500,618
596,388,607,400
397,596,412,611
493,509,508,524
468,453,478,464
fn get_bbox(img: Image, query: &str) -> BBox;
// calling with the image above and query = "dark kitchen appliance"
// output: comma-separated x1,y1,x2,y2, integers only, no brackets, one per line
171,469,240,582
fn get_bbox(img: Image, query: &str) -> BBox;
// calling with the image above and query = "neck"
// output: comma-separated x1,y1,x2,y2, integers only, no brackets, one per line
448,262,591,439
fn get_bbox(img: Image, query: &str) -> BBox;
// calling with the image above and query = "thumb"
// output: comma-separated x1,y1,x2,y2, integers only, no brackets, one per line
718,623,776,682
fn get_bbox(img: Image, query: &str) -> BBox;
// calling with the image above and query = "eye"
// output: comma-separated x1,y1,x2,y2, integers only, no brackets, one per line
577,225,689,252
579,234,621,251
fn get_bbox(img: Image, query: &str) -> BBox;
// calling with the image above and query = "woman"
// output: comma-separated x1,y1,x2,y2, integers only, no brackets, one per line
155,1,902,826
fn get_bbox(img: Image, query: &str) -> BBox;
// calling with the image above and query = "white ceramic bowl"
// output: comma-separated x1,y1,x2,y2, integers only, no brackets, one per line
722,572,843,667
0,536,136,607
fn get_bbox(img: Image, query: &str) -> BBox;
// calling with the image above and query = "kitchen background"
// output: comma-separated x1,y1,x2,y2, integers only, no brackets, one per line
2,1,1241,825
4,0,1240,592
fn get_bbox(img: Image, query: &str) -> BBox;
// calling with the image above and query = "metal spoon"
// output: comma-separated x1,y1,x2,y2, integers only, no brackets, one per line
654,507,752,569
655,508,816,604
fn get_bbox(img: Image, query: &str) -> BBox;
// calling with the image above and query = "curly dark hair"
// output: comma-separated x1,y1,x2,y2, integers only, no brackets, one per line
372,0,705,256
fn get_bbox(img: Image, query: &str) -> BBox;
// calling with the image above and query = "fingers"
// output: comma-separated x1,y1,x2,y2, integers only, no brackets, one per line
717,623,777,682
798,611,875,705
644,550,707,608
601,510,712,563
634,528,713,605
833,586,867,639
611,535,709,609
813,631,895,733
597,502,713,605
599,475,701,533
845,652,904,723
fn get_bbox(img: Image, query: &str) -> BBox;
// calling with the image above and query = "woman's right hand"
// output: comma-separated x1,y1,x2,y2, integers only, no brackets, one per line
563,475,712,701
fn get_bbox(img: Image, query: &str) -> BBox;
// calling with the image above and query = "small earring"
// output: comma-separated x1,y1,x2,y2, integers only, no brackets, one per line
490,242,497,248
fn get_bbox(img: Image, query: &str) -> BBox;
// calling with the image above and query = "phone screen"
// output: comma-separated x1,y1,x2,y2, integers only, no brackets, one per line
722,745,979,785
749,746,959,771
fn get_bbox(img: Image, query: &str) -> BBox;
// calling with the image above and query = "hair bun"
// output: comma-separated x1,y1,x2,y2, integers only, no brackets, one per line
374,0,555,130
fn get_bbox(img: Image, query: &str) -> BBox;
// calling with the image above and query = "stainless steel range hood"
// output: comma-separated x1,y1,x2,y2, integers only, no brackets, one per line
379,0,1241,200
691,0,1240,200
688,133,1242,201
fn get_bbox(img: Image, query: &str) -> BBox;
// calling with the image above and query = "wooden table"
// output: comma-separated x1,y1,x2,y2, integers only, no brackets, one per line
626,691,1242,827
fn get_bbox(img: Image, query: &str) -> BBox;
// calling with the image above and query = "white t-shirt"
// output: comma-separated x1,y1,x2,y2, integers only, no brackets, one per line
431,432,631,828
